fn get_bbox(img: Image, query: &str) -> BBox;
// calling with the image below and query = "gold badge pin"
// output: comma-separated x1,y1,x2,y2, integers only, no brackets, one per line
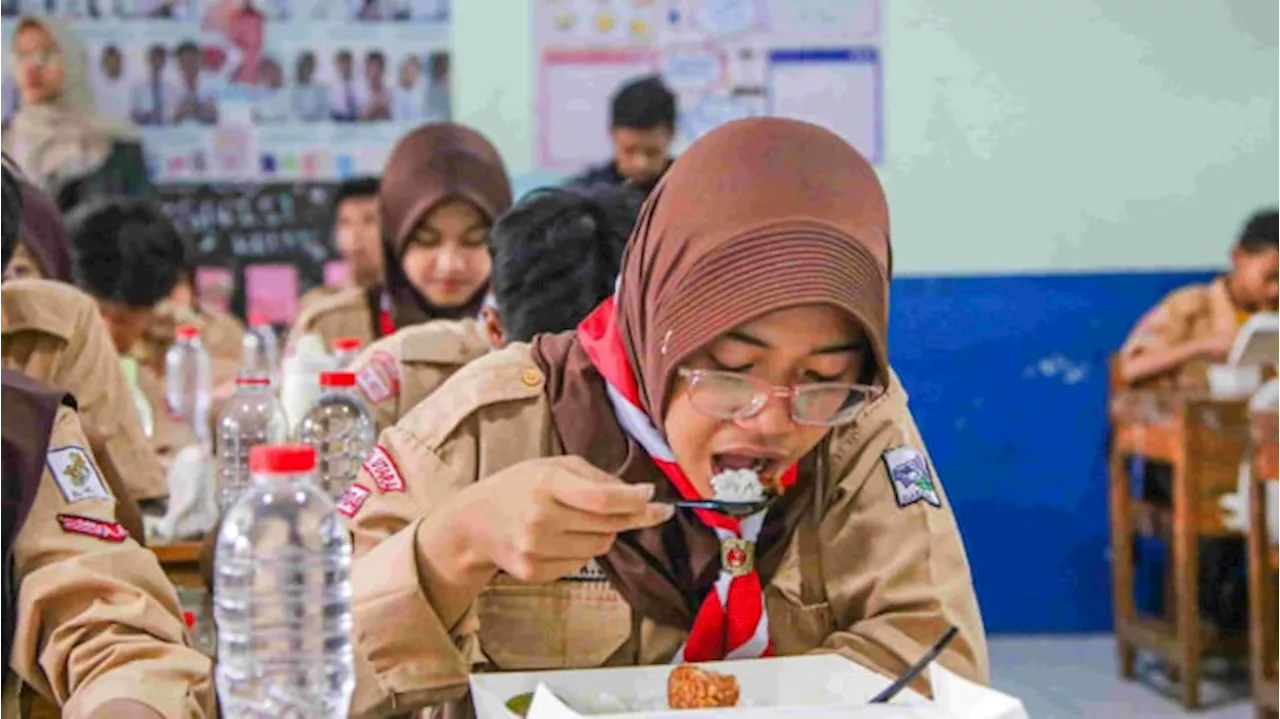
720,537,755,577
520,368,543,388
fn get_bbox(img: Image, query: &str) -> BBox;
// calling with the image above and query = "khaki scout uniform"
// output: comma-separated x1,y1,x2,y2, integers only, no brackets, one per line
285,286,377,355
1119,276,1241,391
347,318,492,433
1,279,168,502
3,405,214,718
298,284,345,316
342,345,989,717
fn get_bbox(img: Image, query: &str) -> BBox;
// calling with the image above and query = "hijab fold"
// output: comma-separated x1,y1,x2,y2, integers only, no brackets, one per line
5,15,133,190
17,180,73,282
377,122,512,328
530,117,893,631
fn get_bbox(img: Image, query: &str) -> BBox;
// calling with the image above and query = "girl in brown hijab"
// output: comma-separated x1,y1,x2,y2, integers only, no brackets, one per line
286,122,512,352
342,118,987,717
3,180,73,282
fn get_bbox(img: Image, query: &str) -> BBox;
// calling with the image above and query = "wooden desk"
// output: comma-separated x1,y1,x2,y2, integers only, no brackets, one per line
1110,391,1251,709
151,541,205,589
1247,409,1278,719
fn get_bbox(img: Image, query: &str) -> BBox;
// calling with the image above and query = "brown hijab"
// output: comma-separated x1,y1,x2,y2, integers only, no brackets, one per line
377,123,513,328
532,117,892,629
17,180,74,282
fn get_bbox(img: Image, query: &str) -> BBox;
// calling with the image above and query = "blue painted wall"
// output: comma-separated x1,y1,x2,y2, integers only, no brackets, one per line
890,270,1216,633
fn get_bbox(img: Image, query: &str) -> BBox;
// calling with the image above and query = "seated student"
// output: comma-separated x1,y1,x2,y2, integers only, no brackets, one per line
3,180,72,282
346,184,641,433
287,122,512,353
342,118,987,717
1118,209,1279,390
569,75,676,196
65,198,199,468
298,177,384,316
2,371,215,718
1,168,168,515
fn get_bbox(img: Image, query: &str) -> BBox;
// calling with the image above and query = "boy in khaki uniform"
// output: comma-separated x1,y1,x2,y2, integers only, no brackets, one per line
297,177,384,314
347,186,639,432
2,374,215,718
1118,210,1278,389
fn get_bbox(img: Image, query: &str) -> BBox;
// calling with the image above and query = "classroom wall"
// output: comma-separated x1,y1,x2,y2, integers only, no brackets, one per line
453,1,1279,633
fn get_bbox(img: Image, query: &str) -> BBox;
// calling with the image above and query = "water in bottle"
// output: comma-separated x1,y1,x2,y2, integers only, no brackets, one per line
298,372,376,501
214,444,354,718
242,315,281,382
165,324,212,444
215,376,290,511
331,337,363,368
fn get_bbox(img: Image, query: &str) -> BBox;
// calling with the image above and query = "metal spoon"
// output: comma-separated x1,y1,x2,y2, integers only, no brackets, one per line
868,625,960,703
670,494,779,518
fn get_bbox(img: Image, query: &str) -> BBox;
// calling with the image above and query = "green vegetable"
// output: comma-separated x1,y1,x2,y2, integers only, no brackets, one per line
506,692,534,717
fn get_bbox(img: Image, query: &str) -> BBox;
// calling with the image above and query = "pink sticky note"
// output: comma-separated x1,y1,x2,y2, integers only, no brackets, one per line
324,260,351,288
244,264,300,324
195,267,235,313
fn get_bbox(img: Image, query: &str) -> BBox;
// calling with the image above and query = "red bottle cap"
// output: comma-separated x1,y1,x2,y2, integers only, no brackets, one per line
175,325,200,340
332,337,363,352
249,444,316,473
319,371,356,388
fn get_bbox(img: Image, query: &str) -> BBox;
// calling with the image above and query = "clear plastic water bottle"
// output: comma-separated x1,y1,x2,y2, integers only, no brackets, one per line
214,444,354,718
215,376,290,511
331,337,363,369
242,315,281,382
118,356,154,438
298,372,376,501
165,324,212,444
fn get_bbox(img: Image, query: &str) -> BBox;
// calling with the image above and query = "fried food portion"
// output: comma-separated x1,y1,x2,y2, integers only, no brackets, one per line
667,664,740,709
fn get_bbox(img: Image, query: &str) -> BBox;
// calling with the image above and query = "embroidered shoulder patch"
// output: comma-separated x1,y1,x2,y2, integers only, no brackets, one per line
356,351,401,404
362,445,406,493
336,484,372,518
47,446,110,504
882,446,941,509
57,514,128,542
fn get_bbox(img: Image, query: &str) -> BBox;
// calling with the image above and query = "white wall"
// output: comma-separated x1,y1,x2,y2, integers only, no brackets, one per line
454,0,1278,276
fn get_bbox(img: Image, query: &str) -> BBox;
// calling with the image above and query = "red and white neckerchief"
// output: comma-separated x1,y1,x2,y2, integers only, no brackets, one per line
576,297,797,663
378,293,396,338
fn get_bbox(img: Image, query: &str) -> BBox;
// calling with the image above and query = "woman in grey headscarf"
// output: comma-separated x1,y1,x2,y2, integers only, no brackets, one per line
2,15,152,212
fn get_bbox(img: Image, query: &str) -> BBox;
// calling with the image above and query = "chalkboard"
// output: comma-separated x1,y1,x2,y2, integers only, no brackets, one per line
157,182,339,322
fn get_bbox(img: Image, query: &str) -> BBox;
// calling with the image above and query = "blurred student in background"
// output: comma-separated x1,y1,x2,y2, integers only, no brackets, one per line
130,43,172,126
65,197,201,467
288,122,511,352
570,75,675,196
298,176,383,314
359,49,392,122
1119,209,1279,390
5,15,151,212
291,50,329,122
347,183,640,433
92,43,131,121
329,48,360,122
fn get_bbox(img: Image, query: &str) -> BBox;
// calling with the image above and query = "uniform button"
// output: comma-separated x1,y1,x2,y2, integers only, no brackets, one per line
520,368,543,387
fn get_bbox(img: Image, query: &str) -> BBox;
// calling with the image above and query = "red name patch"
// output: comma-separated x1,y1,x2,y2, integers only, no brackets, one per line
362,445,405,493
336,484,372,518
57,514,128,542
356,351,401,404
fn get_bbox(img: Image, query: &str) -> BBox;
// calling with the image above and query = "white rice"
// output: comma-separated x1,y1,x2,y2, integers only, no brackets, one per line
710,468,765,502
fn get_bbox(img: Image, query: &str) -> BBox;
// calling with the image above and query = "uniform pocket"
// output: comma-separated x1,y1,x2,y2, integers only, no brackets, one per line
765,589,834,656
477,575,633,670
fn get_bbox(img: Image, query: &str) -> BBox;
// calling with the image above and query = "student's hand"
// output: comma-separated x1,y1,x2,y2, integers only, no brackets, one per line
1195,329,1236,362
455,456,674,584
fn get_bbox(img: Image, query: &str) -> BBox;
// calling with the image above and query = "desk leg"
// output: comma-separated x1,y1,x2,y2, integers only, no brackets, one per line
1172,456,1201,710
1110,444,1137,680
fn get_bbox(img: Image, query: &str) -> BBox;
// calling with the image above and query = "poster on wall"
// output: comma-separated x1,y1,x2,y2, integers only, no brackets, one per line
533,0,882,173
1,0,452,183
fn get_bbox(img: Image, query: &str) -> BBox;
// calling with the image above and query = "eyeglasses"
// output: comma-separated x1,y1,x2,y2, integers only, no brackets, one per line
676,368,881,427
14,49,60,68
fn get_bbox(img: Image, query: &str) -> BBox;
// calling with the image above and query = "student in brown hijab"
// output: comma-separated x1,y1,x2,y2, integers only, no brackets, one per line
286,122,513,353
3,180,73,282
341,118,987,717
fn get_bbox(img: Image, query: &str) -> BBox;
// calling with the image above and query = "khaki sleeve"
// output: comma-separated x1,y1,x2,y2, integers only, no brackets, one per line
1120,287,1201,358
345,429,484,718
10,406,215,718
61,304,169,503
813,401,990,690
